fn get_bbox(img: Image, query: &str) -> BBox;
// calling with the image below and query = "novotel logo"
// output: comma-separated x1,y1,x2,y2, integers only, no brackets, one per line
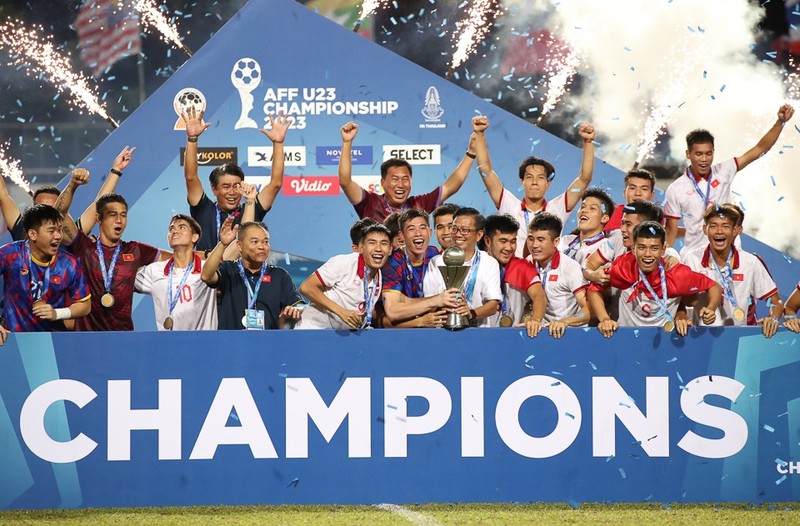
18,375,747,463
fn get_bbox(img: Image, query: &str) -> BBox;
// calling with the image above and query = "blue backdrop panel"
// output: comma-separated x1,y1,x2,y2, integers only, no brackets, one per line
1,327,799,509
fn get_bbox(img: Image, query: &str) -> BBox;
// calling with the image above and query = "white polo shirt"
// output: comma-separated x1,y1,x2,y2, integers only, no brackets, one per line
498,188,570,258
558,231,608,266
527,250,588,322
683,245,778,326
295,252,381,330
135,253,217,331
423,249,503,327
663,158,738,254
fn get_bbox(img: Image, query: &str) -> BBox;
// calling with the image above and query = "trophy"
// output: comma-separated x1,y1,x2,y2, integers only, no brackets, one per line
438,247,471,330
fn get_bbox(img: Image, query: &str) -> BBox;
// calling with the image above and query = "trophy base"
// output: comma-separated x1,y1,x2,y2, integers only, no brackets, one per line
444,312,470,331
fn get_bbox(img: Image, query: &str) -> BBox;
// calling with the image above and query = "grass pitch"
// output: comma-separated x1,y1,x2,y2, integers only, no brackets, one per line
1,503,800,525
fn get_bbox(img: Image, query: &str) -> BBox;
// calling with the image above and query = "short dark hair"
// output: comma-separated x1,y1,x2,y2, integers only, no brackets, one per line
399,208,429,230
703,203,742,226
170,213,202,238
383,212,402,241
22,204,62,233
622,200,663,224
453,207,485,231
96,193,128,217
432,202,460,223
484,214,519,239
518,156,555,182
349,217,378,245
632,221,665,244
380,159,413,179
32,186,61,201
527,212,562,239
725,203,745,226
361,223,392,242
686,129,715,149
582,187,616,217
624,169,656,190
209,163,245,187
237,221,268,240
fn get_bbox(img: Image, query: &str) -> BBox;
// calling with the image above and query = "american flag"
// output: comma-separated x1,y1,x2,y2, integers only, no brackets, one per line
76,0,141,77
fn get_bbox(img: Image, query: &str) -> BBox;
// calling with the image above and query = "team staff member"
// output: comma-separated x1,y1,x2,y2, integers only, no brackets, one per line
472,115,597,257
63,193,169,331
423,208,502,327
524,213,589,339
588,222,722,338
297,223,392,330
0,205,90,344
664,104,794,254
337,120,476,222
202,219,302,330
683,205,782,337
182,106,292,251
135,214,218,331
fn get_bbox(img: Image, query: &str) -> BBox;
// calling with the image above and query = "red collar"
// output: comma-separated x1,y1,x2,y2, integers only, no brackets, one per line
356,253,366,279
521,197,547,213
700,245,740,270
686,167,710,182
540,250,561,270
163,253,202,276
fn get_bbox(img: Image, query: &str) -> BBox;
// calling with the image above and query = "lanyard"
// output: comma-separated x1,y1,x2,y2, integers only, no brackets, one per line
215,205,235,245
462,250,481,303
403,248,427,298
638,262,672,322
565,232,605,260
382,195,407,216
362,265,381,327
537,259,553,291
686,168,712,209
709,250,739,310
499,266,508,315
24,241,51,301
237,260,267,310
96,238,122,294
167,257,195,315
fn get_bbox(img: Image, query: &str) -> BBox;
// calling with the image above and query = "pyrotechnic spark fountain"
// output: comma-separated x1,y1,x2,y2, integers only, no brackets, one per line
0,19,119,128
0,143,31,194
446,0,501,79
353,0,391,32
134,0,193,57
535,41,581,126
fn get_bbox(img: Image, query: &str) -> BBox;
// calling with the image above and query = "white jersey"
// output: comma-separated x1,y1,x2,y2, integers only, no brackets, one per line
590,230,626,264
663,158,738,255
527,250,588,322
488,257,542,326
558,232,608,266
423,249,503,327
296,252,381,330
498,188,570,258
683,245,778,326
135,254,217,331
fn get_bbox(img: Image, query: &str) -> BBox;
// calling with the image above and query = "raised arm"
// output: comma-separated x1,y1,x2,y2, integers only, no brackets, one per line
77,147,135,234
200,215,237,286
181,106,212,207
0,174,21,233
256,112,293,212
737,104,795,171
338,121,364,205
472,115,504,207
564,124,596,211
440,130,477,202
54,168,90,244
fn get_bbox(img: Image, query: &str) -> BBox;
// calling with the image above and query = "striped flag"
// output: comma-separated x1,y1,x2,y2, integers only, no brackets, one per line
76,0,141,77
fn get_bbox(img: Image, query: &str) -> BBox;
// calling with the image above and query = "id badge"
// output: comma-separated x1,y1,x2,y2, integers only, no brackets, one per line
243,308,265,330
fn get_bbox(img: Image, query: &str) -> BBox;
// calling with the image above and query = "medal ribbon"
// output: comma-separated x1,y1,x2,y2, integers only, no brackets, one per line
362,265,382,328
499,266,508,315
403,248,427,298
462,250,481,303
537,259,552,292
24,241,51,301
96,238,122,295
709,250,739,311
638,262,673,323
686,168,712,209
237,260,267,310
565,231,605,260
215,205,236,245
167,257,195,315
382,195,407,216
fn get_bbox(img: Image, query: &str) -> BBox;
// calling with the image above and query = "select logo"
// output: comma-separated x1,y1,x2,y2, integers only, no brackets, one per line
248,146,306,167
283,176,340,196
179,147,238,166
382,144,441,165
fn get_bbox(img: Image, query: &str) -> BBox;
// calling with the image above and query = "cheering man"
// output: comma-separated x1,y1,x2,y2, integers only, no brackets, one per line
557,188,615,265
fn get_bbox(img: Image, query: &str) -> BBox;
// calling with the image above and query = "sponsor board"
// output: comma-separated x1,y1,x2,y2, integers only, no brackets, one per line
353,175,384,195
282,176,339,196
179,147,238,166
315,146,373,165
247,146,306,167
382,144,441,165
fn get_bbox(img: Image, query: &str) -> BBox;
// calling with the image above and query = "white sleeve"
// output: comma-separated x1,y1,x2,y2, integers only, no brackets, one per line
664,246,681,262
751,256,778,300
481,256,503,302
135,265,153,295
423,258,445,297
663,181,680,220
498,188,521,215
315,254,349,288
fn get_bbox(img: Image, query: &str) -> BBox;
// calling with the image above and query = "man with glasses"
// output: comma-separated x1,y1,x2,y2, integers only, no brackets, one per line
423,207,502,327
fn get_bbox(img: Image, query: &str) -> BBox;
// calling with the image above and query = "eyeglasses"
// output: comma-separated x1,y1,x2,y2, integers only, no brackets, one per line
451,225,479,235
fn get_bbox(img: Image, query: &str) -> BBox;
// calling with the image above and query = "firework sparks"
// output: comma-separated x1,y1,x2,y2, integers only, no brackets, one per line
353,0,391,31
536,40,581,126
0,19,118,128
134,0,193,57
448,0,501,76
0,144,31,194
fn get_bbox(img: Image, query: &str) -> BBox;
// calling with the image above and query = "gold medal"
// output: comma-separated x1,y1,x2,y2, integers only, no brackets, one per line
522,314,531,324
163,316,174,330
100,293,115,308
499,315,513,327
664,320,675,333
32,299,46,309
733,308,745,321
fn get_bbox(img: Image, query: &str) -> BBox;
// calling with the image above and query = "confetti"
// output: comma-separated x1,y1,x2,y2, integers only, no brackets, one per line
764,424,775,433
